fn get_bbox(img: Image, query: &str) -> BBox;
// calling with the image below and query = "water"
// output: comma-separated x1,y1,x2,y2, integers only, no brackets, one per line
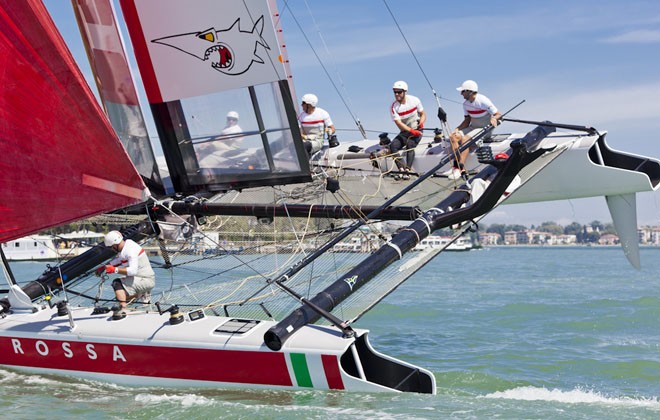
3,247,660,419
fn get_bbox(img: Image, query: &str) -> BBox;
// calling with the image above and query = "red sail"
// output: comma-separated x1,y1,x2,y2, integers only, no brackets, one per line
0,0,147,243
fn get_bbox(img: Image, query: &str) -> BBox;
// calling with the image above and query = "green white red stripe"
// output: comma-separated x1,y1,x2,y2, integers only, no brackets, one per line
288,352,344,390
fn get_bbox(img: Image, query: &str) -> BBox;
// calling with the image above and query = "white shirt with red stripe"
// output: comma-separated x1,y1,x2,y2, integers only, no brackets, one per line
390,94,424,129
298,107,333,140
109,239,155,278
463,93,498,127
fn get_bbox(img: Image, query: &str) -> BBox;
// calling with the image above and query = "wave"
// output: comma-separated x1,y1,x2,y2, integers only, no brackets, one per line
483,386,660,408
135,393,215,407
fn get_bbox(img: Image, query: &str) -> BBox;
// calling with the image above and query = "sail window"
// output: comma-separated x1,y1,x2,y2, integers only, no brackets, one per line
158,80,310,194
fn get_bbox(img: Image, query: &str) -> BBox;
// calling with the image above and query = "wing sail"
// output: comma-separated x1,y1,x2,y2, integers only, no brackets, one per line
0,0,147,242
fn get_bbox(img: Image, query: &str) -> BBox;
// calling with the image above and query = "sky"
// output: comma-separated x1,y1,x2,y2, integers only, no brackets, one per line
43,0,660,227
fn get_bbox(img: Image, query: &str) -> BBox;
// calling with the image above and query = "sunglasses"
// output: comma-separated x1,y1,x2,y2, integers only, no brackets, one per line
393,90,404,94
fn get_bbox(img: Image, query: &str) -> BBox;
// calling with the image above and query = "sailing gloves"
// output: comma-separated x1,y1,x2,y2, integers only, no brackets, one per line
95,265,119,276
105,265,119,274
409,129,422,137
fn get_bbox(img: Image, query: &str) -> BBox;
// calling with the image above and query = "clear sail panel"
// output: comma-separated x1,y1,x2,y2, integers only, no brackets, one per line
179,81,307,191
188,83,301,175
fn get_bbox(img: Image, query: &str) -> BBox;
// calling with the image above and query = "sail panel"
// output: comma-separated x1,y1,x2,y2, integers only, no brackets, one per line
119,0,287,103
118,0,311,194
0,0,147,243
72,0,164,195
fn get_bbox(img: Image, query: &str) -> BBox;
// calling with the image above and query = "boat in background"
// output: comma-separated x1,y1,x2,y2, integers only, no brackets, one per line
2,236,58,261
2,231,106,262
413,235,474,252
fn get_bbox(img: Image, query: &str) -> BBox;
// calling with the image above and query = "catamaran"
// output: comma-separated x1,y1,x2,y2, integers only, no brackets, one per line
0,0,658,394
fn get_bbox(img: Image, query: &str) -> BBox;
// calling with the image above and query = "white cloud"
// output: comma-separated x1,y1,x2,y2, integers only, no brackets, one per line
602,29,660,44
508,81,660,125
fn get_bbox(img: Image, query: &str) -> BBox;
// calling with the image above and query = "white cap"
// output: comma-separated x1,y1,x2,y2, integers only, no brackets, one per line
301,93,318,107
104,230,123,247
456,80,478,92
392,80,408,91
226,111,239,120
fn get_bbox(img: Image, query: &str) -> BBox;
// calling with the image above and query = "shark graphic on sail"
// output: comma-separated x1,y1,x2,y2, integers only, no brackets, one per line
152,16,270,76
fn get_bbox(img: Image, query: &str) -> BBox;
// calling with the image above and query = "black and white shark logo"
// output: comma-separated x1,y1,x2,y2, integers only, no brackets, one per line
152,16,269,76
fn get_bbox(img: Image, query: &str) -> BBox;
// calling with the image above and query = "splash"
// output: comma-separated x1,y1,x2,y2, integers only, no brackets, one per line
483,386,660,408
135,393,214,407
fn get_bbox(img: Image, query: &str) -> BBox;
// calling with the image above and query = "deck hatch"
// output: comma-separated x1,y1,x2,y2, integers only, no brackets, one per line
214,318,260,335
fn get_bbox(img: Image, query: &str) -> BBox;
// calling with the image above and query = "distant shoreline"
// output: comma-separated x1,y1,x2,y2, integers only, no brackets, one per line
482,244,660,248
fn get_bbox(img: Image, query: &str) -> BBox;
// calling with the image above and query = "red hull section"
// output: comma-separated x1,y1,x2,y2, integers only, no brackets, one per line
0,336,293,386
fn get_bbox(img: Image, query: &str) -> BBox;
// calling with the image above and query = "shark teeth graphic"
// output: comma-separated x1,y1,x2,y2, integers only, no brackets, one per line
151,15,268,76
205,44,233,70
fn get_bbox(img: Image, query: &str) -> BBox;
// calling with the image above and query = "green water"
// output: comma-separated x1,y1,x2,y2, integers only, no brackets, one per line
2,247,660,419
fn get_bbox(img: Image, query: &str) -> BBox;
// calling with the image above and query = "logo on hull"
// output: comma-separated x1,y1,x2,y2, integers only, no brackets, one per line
343,275,358,291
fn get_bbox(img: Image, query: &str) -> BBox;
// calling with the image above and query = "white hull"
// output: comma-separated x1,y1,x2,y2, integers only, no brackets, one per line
0,300,435,393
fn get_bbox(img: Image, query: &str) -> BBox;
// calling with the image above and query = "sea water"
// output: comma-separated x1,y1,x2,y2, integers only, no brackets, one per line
2,247,660,419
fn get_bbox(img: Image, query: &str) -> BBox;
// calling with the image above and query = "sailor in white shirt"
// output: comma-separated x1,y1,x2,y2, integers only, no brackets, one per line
95,230,156,318
389,81,426,179
298,93,335,156
443,80,501,180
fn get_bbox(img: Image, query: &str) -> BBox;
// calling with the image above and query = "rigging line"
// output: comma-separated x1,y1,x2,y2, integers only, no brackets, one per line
241,0,283,80
382,0,459,137
382,0,447,108
382,0,434,93
302,0,361,130
149,195,270,282
281,1,367,139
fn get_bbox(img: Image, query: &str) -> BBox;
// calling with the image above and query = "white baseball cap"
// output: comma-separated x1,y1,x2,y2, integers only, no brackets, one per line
456,80,478,92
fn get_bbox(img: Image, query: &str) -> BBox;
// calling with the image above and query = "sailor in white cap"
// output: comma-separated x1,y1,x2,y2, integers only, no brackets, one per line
442,80,501,180
298,93,336,156
95,230,155,319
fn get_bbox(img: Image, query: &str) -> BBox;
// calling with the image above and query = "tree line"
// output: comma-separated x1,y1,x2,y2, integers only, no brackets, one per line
482,220,617,243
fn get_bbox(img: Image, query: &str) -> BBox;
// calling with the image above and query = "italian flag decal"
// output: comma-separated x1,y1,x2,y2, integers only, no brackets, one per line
288,353,344,390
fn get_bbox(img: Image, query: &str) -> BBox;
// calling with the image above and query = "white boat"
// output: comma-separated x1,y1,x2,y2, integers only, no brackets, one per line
413,235,473,252
1,236,58,261
0,0,657,395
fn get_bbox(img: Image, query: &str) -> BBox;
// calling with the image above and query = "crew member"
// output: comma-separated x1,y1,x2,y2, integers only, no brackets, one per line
95,230,155,319
442,80,501,180
390,81,426,180
298,93,336,156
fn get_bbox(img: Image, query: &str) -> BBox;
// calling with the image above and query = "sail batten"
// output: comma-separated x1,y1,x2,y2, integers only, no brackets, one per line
82,174,148,200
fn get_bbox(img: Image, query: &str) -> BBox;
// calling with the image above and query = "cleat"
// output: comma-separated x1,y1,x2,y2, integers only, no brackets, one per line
111,304,127,320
